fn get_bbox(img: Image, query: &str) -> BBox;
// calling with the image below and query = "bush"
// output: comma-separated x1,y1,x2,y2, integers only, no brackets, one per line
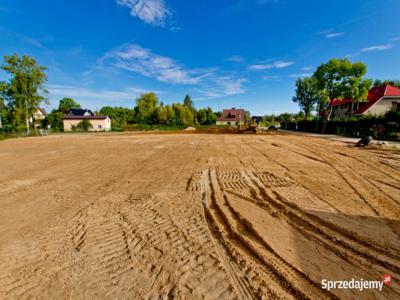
76,120,91,132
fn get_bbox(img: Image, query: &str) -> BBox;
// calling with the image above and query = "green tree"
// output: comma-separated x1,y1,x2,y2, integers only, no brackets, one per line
77,119,91,131
154,105,168,124
58,97,81,113
99,106,133,129
1,54,48,134
313,58,371,132
183,94,197,123
373,79,400,88
244,110,251,125
0,81,9,129
278,113,293,129
172,103,195,127
198,107,217,125
183,94,194,109
136,92,159,123
43,110,64,131
292,77,320,120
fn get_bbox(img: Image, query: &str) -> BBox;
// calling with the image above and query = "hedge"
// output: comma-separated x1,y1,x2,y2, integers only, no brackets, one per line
287,110,400,140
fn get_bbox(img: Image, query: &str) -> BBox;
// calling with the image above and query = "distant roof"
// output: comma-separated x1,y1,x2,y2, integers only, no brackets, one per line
218,108,246,122
63,115,108,120
68,108,94,116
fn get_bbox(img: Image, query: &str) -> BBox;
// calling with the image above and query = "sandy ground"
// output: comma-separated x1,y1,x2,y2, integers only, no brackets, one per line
0,133,399,299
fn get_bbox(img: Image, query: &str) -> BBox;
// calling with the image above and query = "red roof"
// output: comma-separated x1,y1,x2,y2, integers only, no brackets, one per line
330,84,400,114
218,108,245,122
63,115,108,120
355,84,400,114
331,97,353,106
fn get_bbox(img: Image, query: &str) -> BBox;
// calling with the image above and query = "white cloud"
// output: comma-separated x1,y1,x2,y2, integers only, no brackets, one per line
225,55,245,63
302,66,313,71
117,0,171,26
325,32,344,38
319,29,344,39
206,77,246,97
361,44,393,52
102,44,209,84
101,43,247,98
289,73,312,78
21,37,45,49
249,61,294,70
262,75,280,81
219,77,246,95
195,76,247,98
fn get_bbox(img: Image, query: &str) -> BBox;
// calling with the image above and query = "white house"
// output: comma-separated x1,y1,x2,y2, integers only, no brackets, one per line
63,109,111,132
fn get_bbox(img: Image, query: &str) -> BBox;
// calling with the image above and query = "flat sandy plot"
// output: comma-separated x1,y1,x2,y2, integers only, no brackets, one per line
0,133,399,299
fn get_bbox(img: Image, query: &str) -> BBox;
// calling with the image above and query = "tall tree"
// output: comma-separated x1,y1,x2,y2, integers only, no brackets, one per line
183,94,194,109
313,58,371,132
136,92,159,123
1,54,48,134
58,97,81,113
197,107,217,125
0,81,9,129
99,106,134,128
292,77,320,120
183,94,197,123
278,113,293,129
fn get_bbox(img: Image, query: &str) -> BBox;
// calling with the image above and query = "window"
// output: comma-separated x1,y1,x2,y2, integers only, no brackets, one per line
392,102,399,111
98,125,102,129
227,122,231,125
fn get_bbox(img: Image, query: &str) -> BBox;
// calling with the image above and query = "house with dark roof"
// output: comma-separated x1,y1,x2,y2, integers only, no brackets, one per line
331,84,400,118
216,108,246,127
63,109,111,132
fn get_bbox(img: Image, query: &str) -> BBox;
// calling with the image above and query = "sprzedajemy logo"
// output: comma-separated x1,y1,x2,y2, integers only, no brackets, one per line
321,275,392,292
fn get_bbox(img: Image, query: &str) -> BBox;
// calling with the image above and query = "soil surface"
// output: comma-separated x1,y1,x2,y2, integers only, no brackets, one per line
0,133,399,299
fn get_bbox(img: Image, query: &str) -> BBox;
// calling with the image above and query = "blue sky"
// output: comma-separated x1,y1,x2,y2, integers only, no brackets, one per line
0,0,399,115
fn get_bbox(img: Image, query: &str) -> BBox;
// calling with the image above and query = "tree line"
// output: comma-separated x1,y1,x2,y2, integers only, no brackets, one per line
43,93,218,131
0,53,219,133
100,93,218,129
